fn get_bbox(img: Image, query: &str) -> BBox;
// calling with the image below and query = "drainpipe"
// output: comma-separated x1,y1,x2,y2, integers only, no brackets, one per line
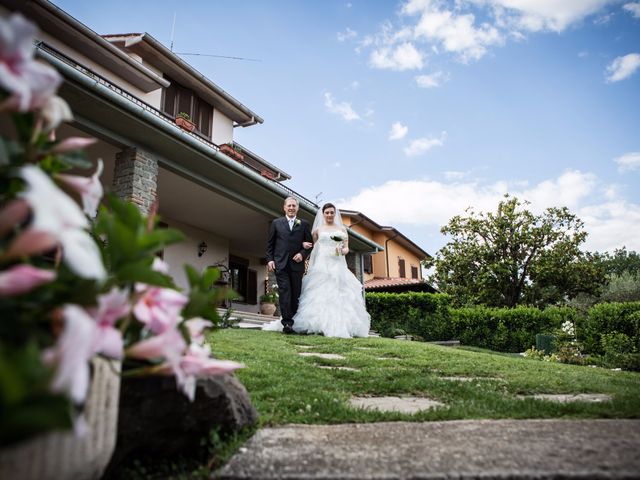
384,233,399,278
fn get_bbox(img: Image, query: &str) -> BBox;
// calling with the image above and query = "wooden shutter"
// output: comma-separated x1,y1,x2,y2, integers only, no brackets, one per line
398,258,406,278
162,78,177,116
411,266,418,279
247,269,257,305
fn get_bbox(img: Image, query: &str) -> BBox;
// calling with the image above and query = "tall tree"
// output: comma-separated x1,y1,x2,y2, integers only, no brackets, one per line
424,195,606,308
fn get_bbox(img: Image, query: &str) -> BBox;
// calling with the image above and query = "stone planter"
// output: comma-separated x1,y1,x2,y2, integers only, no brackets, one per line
260,302,277,316
0,357,122,480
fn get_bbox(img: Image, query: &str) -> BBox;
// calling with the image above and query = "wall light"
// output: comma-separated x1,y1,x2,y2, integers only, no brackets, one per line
198,241,208,257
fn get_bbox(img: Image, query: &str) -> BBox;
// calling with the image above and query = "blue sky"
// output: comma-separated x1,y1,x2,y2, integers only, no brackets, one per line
52,0,640,255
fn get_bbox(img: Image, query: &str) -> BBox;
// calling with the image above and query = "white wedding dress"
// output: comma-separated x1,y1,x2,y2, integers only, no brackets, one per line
263,229,371,338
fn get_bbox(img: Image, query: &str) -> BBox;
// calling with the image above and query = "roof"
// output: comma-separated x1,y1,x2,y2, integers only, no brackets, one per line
341,209,431,260
4,0,168,92
365,277,436,293
102,33,264,126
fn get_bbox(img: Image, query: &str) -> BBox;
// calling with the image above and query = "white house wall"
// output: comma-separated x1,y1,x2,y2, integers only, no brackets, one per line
160,217,229,292
212,109,233,145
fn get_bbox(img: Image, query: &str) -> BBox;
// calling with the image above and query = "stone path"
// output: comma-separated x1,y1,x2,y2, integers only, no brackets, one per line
217,419,640,479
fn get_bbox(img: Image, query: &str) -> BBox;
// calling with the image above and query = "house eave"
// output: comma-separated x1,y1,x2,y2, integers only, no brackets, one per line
103,33,264,126
1,0,169,92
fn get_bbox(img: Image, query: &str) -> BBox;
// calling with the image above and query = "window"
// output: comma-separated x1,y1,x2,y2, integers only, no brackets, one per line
229,255,257,305
411,265,419,279
162,75,213,137
398,258,406,278
363,254,373,274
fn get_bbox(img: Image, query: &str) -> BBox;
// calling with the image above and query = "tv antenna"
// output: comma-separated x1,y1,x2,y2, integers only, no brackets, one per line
170,13,260,62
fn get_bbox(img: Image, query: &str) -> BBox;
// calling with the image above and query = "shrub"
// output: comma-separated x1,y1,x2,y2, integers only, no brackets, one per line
579,302,640,355
365,292,451,340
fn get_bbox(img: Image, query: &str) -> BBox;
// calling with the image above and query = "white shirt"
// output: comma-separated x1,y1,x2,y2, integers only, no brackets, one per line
287,217,296,230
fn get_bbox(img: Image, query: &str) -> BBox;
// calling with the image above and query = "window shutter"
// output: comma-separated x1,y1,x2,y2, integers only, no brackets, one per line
247,269,258,305
411,266,418,279
162,78,177,116
398,258,406,278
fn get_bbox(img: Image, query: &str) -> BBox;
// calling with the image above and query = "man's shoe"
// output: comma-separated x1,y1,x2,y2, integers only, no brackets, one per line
283,325,294,334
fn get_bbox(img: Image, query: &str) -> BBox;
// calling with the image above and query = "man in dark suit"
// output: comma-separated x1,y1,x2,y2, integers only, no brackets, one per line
266,196,313,334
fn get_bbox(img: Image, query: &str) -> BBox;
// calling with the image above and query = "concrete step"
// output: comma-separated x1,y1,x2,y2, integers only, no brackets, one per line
216,419,640,479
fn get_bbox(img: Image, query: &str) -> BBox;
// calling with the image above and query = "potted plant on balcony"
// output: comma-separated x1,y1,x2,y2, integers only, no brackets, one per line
175,112,196,132
219,143,244,162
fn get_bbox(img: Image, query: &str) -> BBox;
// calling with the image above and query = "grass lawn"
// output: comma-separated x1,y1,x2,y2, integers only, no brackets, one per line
113,328,640,478
210,328,640,425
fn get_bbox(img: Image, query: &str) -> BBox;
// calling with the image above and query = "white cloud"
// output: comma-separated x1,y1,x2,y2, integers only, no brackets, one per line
486,0,616,33
323,92,361,121
578,51,589,58
356,0,618,69
605,53,640,82
615,152,640,171
415,71,450,88
337,27,357,42
369,42,424,70
404,131,447,156
623,2,640,18
350,80,360,90
410,5,503,62
388,122,409,141
341,169,640,253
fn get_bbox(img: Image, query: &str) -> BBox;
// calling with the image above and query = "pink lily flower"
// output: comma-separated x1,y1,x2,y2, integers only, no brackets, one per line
0,14,61,112
133,286,188,334
165,344,244,401
40,95,73,132
57,159,104,217
88,287,129,359
19,165,106,280
0,198,29,237
184,317,213,345
51,137,96,155
43,305,98,404
0,264,55,296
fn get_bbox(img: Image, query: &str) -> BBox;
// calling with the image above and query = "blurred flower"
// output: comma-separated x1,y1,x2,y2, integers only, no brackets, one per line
133,286,188,334
0,13,61,112
19,165,106,280
0,264,55,296
89,287,129,358
185,317,213,345
57,158,103,217
40,95,73,131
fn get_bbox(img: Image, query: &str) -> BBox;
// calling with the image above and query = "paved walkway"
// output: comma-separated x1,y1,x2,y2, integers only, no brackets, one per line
216,419,640,479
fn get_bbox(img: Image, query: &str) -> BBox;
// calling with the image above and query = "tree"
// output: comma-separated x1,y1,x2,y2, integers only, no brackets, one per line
424,195,606,308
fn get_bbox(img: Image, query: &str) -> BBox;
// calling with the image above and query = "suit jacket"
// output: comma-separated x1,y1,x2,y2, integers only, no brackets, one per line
266,217,313,272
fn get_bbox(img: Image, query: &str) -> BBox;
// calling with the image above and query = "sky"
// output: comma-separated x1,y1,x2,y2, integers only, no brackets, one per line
51,0,640,256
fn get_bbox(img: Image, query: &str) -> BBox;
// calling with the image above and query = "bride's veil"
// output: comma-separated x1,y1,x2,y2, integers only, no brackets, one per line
308,202,346,268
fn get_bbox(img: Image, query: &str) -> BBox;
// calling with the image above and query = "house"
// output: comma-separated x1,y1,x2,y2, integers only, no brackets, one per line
342,210,436,293
0,0,382,314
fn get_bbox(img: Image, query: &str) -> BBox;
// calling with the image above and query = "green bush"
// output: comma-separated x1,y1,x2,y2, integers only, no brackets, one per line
579,302,640,354
365,292,451,340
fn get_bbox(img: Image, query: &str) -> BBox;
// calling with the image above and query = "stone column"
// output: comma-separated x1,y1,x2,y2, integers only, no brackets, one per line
112,147,158,214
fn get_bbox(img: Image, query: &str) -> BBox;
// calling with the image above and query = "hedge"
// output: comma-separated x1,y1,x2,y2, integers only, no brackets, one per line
579,301,640,354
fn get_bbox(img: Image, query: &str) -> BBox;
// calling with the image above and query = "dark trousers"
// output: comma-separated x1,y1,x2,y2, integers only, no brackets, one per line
275,267,303,327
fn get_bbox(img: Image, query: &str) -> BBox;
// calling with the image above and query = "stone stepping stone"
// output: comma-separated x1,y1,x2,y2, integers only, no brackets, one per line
517,393,612,403
375,357,396,360
439,376,501,382
318,366,360,372
349,395,445,414
298,352,346,360
354,347,373,350
294,345,314,349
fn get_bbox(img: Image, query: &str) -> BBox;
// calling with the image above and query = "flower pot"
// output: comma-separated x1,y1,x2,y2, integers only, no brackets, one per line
260,302,277,316
175,116,196,132
219,143,244,162
0,357,122,480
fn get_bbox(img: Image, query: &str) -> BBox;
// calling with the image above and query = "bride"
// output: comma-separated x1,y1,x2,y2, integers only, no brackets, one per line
263,202,370,338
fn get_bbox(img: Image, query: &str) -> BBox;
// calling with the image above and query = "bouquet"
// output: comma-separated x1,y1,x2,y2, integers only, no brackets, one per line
0,13,242,448
330,233,346,256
